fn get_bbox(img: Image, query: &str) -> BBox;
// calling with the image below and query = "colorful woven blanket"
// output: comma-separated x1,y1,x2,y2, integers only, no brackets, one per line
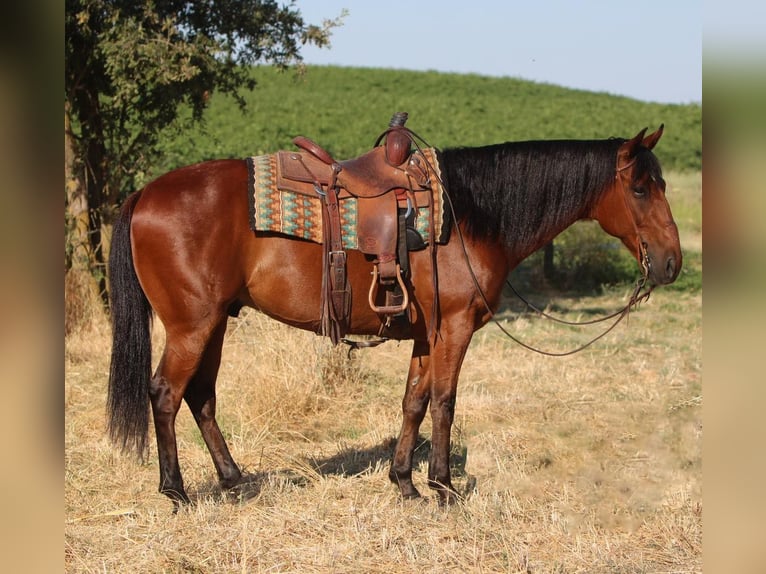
246,148,449,249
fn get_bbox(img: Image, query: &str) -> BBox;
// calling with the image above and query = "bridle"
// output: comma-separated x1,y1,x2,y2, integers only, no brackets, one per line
616,156,652,278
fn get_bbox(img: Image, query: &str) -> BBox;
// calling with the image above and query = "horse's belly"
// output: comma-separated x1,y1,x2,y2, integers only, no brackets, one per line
243,235,387,335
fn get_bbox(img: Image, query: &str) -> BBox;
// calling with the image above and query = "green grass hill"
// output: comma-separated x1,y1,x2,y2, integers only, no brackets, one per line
153,65,701,180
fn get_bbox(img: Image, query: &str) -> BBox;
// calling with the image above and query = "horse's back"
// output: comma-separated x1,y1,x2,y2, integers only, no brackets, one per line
135,159,247,212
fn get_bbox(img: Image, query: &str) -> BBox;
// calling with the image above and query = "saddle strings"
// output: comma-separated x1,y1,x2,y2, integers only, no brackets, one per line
398,128,654,356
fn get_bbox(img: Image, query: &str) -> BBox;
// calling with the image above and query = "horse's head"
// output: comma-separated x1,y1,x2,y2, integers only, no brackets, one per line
589,125,682,285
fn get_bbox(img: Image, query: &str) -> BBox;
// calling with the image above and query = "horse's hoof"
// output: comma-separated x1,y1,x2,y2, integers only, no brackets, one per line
436,488,463,507
463,475,478,498
401,490,422,501
170,497,192,514
220,475,242,490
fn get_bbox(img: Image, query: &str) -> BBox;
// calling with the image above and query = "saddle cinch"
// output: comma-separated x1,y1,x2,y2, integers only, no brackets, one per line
277,112,441,344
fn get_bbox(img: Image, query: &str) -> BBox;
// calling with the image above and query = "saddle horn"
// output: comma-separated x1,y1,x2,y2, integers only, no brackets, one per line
385,111,411,166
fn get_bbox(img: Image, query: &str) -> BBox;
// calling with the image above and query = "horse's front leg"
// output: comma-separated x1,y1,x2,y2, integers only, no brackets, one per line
389,340,431,499
427,331,471,505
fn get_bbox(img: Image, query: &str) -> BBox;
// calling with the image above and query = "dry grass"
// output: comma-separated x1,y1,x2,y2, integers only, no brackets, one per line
65,281,701,573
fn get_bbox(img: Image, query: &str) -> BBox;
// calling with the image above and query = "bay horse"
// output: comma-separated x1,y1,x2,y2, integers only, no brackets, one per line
107,125,681,507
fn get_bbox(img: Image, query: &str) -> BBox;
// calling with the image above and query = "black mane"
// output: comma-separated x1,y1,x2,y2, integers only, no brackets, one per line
438,138,627,249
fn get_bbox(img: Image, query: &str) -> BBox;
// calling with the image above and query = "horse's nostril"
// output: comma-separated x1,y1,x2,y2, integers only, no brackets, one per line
666,256,676,279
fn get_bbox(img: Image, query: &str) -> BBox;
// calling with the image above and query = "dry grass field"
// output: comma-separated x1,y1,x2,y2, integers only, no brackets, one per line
65,173,701,573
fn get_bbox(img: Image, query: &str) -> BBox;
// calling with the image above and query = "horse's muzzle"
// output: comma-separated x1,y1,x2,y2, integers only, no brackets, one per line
647,251,682,285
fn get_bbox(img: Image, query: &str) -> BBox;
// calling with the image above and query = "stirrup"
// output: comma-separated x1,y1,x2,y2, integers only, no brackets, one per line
368,264,409,315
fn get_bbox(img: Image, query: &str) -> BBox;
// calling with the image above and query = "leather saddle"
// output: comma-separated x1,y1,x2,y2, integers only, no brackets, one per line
276,112,439,344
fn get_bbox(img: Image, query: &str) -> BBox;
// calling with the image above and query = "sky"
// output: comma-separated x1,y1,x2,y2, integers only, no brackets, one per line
294,0,702,105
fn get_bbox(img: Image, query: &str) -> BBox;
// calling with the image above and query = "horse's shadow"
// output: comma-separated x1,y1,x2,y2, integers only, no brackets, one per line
191,435,470,504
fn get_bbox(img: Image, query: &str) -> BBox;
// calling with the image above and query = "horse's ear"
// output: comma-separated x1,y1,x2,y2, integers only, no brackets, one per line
619,127,648,161
641,124,664,150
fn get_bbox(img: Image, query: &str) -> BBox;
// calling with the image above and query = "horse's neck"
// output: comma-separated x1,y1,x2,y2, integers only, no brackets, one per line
444,140,614,268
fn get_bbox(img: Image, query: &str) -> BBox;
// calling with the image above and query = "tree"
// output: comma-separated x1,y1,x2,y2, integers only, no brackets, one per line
65,0,340,320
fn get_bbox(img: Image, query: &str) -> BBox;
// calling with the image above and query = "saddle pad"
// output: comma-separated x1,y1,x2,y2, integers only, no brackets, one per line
246,149,450,248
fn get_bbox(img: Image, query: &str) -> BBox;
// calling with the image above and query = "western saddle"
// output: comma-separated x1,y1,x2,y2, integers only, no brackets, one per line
276,112,440,344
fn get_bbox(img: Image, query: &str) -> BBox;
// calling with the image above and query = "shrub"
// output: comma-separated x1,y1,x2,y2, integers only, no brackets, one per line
516,222,638,294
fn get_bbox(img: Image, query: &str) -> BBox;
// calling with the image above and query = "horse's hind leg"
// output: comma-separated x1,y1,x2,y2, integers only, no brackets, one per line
149,317,229,507
149,345,195,506
389,340,432,499
183,319,242,490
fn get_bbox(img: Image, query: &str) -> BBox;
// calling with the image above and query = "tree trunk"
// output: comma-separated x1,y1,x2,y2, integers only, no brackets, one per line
65,103,90,271
543,241,556,283
83,131,109,306
65,99,109,326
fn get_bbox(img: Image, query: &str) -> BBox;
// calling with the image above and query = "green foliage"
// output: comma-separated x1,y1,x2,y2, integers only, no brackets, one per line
516,223,638,294
66,0,339,201
151,65,701,183
550,223,638,292
64,1,341,311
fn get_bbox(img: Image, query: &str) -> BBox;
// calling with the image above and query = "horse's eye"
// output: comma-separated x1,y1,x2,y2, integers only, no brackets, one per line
632,185,647,197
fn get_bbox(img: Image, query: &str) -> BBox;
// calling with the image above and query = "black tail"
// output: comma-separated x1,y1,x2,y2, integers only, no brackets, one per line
107,191,153,458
